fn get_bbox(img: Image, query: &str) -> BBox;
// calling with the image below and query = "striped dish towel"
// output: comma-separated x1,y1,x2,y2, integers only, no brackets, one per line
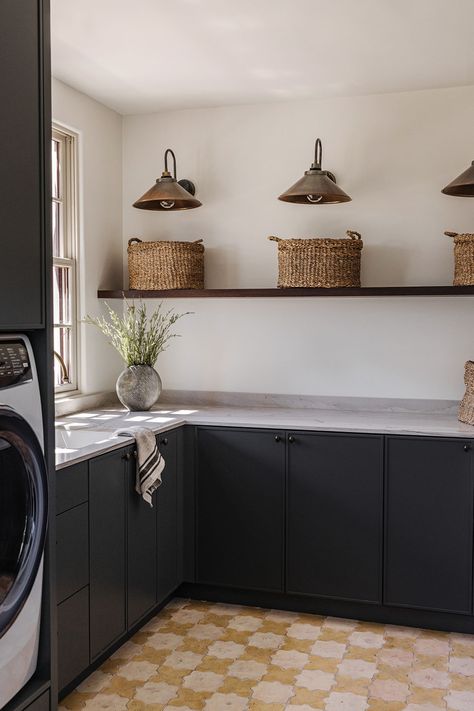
115,427,165,506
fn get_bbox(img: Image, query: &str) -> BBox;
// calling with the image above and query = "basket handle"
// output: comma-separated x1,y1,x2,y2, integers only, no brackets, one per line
128,238,142,246
346,230,362,240
268,236,281,242
193,239,204,244
444,231,459,238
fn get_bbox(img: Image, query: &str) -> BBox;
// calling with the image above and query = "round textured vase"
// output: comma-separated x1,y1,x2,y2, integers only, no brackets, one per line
116,365,162,411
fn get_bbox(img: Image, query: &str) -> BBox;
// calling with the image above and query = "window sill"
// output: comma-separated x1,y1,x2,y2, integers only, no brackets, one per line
55,391,118,418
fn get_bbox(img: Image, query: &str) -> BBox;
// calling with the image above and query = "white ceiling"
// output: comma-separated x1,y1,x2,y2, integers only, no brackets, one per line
51,0,474,115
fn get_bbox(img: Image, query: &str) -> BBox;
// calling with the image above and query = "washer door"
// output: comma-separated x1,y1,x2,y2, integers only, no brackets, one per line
0,406,47,638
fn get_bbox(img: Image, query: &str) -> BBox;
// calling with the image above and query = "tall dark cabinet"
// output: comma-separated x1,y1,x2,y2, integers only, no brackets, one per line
1,1,55,710
0,0,48,328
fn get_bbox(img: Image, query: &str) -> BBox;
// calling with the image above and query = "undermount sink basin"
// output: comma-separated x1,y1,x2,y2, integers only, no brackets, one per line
55,427,121,452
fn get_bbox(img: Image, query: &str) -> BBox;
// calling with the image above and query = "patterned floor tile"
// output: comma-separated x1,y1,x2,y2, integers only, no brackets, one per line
287,623,322,641
325,690,368,710
61,598,472,711
271,650,309,670
311,641,346,659
252,680,294,703
203,692,248,710
295,668,335,691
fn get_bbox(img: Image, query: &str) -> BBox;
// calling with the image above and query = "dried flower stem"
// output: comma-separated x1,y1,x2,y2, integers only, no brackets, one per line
84,300,190,367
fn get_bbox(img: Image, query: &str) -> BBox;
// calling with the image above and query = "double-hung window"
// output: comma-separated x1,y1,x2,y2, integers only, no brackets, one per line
52,126,78,392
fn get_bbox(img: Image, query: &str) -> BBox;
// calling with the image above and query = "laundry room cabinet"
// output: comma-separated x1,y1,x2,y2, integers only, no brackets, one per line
196,427,285,592
55,461,89,694
89,449,128,660
286,432,383,603
127,428,181,628
0,0,49,328
384,436,474,614
156,431,181,603
56,430,182,696
192,426,474,627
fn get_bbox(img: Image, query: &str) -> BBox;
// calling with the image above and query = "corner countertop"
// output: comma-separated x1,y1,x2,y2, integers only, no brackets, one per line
55,398,474,470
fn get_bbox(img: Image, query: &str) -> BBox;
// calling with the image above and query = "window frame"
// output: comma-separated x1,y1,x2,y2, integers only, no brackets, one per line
52,124,80,395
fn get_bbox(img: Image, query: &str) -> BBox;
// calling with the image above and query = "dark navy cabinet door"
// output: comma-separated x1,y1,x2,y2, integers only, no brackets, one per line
287,432,383,603
385,437,473,614
127,448,157,628
0,0,45,327
156,430,179,603
196,427,285,592
89,449,127,659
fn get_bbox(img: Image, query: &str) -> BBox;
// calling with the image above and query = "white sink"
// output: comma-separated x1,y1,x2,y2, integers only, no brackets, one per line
55,428,121,453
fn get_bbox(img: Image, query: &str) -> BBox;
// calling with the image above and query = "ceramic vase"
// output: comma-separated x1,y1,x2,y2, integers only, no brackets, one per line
116,364,162,411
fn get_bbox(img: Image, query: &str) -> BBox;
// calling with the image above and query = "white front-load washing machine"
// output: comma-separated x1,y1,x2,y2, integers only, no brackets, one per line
0,335,48,708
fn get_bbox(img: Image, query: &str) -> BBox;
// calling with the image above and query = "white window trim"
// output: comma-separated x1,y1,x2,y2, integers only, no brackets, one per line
52,124,80,395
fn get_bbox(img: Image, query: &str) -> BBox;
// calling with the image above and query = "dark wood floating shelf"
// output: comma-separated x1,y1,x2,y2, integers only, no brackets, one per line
98,286,474,299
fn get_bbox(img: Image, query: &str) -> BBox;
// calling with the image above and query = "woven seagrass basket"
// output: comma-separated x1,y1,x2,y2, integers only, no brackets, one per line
128,238,204,290
268,230,363,288
459,361,474,425
445,231,474,286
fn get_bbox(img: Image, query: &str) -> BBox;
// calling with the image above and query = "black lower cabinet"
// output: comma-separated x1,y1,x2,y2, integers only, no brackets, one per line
56,503,88,604
57,587,89,693
56,463,90,695
89,449,127,659
385,437,473,614
287,432,383,603
127,450,157,628
56,424,474,700
196,427,285,591
156,431,180,603
25,691,50,711
57,432,183,696
127,429,181,622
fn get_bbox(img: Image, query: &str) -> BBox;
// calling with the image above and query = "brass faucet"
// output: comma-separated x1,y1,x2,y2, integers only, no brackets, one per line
53,350,70,384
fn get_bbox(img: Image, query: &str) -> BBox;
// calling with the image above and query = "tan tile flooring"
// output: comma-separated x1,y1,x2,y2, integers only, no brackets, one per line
60,598,474,711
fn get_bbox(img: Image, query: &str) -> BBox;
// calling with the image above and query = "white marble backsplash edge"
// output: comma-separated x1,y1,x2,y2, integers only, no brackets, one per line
159,389,460,416
54,388,460,418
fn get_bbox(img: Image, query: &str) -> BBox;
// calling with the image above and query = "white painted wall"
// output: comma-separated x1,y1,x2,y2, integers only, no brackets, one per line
52,78,124,394
121,85,474,401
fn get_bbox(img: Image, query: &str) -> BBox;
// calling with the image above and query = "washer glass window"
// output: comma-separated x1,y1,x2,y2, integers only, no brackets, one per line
0,410,47,637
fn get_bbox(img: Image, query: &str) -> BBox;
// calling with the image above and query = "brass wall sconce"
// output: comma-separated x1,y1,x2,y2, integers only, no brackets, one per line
442,159,474,197
133,148,202,210
278,138,351,204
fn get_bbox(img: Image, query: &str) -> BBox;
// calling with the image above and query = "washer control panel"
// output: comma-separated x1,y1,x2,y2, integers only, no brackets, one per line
0,340,32,389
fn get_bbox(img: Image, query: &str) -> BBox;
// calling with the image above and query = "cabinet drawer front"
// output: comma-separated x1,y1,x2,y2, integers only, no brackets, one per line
58,587,90,693
56,502,89,604
56,461,88,514
385,437,473,614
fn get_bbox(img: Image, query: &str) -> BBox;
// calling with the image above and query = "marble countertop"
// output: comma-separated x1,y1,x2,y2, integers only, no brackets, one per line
55,399,474,470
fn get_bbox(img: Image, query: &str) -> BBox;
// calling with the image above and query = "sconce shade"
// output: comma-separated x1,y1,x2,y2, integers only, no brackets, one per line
442,160,474,197
279,138,351,204
133,148,202,210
